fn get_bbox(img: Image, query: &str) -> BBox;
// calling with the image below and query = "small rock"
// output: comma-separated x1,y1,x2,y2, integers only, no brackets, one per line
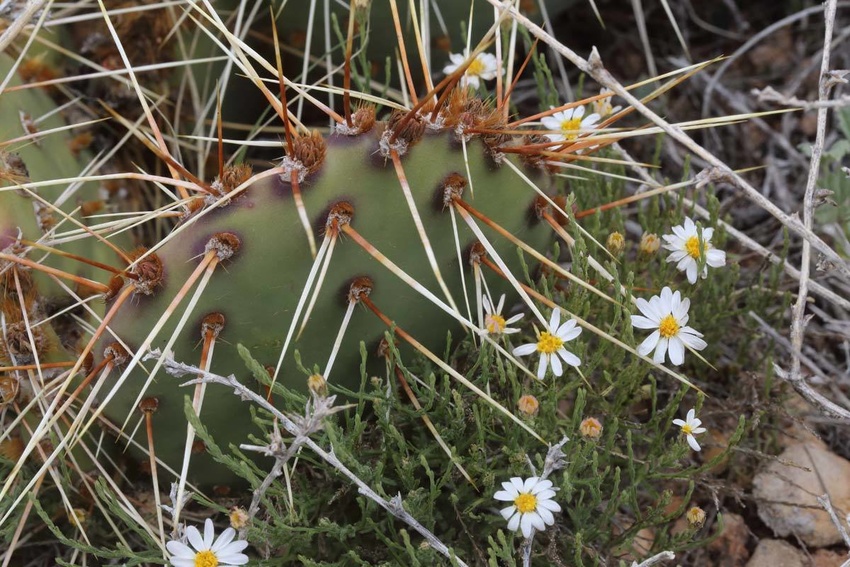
745,539,806,567
753,442,850,547
812,549,848,567
707,513,751,567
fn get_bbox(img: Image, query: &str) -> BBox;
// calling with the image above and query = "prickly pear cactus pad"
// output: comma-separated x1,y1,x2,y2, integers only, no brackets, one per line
97,116,554,485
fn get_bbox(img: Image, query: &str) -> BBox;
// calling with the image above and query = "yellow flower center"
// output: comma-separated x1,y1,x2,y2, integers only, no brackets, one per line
681,423,694,435
514,493,538,514
684,235,709,259
658,314,680,339
486,313,507,334
195,550,219,567
536,332,563,354
467,58,485,77
559,117,582,140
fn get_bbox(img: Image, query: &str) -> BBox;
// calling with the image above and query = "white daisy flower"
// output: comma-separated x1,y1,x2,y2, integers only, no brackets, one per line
494,476,561,538
443,51,498,89
167,518,249,567
512,310,581,380
631,286,706,366
482,293,523,336
662,217,726,284
592,88,622,118
673,408,707,452
540,106,600,143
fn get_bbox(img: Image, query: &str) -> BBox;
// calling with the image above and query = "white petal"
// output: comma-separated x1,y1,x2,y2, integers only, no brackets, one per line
166,541,195,559
538,499,562,513
635,298,659,322
677,255,694,272
171,559,195,567
666,250,688,263
557,348,581,368
668,337,685,366
686,408,696,421
507,512,521,532
500,505,517,520
549,353,563,376
186,526,205,552
494,490,516,501
562,325,582,342
672,419,686,427
534,489,557,500
520,514,534,538
537,506,555,526
573,105,585,119
686,262,698,284
202,519,215,549
548,309,561,332
706,249,726,267
541,116,561,130
631,315,657,329
505,314,524,325
581,113,601,128
684,217,696,232
496,294,505,313
513,343,537,357
674,297,690,321
653,337,669,364
672,225,688,240
528,512,546,532
692,427,707,434
218,551,249,566
510,477,526,491
212,528,236,552
536,354,549,380
523,477,540,492
686,434,701,452
637,331,660,356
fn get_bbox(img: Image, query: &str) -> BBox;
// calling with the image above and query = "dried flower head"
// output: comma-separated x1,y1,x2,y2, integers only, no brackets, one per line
579,417,603,439
229,507,249,530
517,394,540,417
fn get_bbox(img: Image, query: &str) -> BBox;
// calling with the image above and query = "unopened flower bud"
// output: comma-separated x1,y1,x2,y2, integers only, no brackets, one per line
686,506,706,527
606,231,625,255
639,232,660,255
307,373,328,397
